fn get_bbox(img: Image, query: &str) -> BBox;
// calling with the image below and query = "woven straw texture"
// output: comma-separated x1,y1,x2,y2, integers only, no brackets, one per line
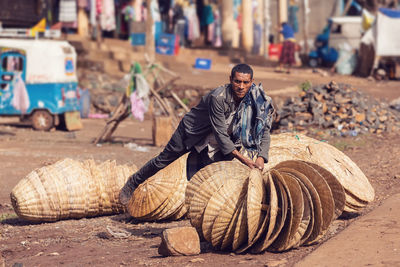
127,153,189,221
10,158,137,222
185,133,374,253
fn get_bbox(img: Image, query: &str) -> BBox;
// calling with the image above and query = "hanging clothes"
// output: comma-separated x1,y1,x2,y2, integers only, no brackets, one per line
11,73,30,114
212,7,222,47
183,4,200,41
59,0,77,23
252,23,262,54
96,0,102,14
150,0,161,22
89,0,96,26
130,92,146,121
200,4,214,27
78,0,89,8
134,0,143,21
100,0,116,31
233,0,242,20
288,4,299,33
173,4,186,46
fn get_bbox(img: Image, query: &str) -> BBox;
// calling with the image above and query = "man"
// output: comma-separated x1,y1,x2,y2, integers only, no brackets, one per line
119,64,275,205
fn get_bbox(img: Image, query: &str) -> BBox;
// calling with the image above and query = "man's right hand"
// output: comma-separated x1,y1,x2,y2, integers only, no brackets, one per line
231,150,259,169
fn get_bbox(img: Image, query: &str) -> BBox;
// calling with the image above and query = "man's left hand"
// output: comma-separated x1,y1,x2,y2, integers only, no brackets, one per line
255,157,265,171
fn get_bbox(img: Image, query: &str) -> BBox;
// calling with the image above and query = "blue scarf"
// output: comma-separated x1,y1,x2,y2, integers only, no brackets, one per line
232,83,274,152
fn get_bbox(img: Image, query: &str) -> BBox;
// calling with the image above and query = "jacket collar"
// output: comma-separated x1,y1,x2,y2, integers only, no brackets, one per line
224,83,235,105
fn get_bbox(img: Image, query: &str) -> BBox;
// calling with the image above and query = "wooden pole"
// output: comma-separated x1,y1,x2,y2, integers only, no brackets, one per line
220,0,234,47
255,0,264,55
145,0,155,63
242,0,253,52
263,0,271,58
78,8,89,37
301,0,310,54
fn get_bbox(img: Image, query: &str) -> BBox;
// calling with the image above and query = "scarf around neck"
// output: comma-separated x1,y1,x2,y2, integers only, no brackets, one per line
231,83,274,152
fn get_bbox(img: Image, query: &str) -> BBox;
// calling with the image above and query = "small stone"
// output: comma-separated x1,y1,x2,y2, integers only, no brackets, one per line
355,113,366,123
394,174,400,179
265,258,288,267
379,115,388,122
48,252,60,256
158,227,200,256
189,258,205,263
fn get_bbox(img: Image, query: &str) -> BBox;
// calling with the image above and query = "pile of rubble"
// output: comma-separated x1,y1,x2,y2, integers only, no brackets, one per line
274,81,400,136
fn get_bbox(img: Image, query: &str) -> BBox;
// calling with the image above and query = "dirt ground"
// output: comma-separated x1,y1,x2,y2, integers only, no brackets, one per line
1,65,400,267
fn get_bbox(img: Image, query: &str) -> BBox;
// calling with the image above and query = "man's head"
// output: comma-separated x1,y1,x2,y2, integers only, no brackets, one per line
230,64,254,103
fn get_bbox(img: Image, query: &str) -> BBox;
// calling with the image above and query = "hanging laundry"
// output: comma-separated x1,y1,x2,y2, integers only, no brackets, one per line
183,4,200,41
100,0,116,31
201,4,214,26
96,0,102,15
150,0,161,22
90,0,96,26
288,1,299,33
173,3,186,46
212,7,222,47
130,92,146,121
122,5,135,21
11,73,30,114
252,23,262,54
59,0,77,23
233,0,242,20
134,0,143,22
78,0,89,8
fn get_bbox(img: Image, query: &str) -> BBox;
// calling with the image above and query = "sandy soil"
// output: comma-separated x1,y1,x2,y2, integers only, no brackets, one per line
1,65,400,267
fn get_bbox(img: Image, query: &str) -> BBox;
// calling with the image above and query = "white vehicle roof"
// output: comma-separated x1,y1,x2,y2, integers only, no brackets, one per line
330,16,362,24
0,39,77,84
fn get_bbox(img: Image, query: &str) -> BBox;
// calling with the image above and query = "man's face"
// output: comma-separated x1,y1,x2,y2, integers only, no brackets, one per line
230,72,253,101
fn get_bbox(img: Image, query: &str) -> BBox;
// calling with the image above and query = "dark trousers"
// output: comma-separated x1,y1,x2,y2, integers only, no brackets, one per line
130,121,190,186
130,121,235,187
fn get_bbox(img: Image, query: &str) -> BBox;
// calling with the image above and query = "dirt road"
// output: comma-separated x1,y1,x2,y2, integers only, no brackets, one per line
1,66,400,266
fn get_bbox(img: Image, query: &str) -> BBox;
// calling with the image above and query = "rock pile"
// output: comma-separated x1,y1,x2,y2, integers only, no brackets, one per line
275,81,400,136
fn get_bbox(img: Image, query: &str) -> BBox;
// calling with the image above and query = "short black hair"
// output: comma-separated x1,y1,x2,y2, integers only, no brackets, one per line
231,63,253,79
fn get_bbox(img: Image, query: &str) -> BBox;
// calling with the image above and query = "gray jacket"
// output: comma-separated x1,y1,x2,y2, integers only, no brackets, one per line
181,83,273,162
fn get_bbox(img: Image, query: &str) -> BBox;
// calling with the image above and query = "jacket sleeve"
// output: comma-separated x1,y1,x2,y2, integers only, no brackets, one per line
257,129,271,163
208,95,236,155
257,101,276,163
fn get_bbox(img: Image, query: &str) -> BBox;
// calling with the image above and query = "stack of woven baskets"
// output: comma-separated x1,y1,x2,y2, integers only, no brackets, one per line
126,153,189,221
182,133,374,252
10,133,374,254
10,158,137,222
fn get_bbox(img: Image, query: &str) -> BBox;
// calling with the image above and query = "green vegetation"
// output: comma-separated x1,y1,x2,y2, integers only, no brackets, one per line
299,80,312,92
0,212,17,222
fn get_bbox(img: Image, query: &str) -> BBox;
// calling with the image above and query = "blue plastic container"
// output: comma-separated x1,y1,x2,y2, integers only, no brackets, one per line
156,33,176,47
156,45,175,55
194,58,212,70
130,33,146,46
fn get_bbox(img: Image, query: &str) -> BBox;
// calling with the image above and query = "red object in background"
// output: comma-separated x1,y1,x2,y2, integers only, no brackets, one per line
174,35,180,55
268,43,282,61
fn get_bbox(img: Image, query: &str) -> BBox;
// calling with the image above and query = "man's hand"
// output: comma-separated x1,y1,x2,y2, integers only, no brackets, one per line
231,150,264,170
255,157,265,171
